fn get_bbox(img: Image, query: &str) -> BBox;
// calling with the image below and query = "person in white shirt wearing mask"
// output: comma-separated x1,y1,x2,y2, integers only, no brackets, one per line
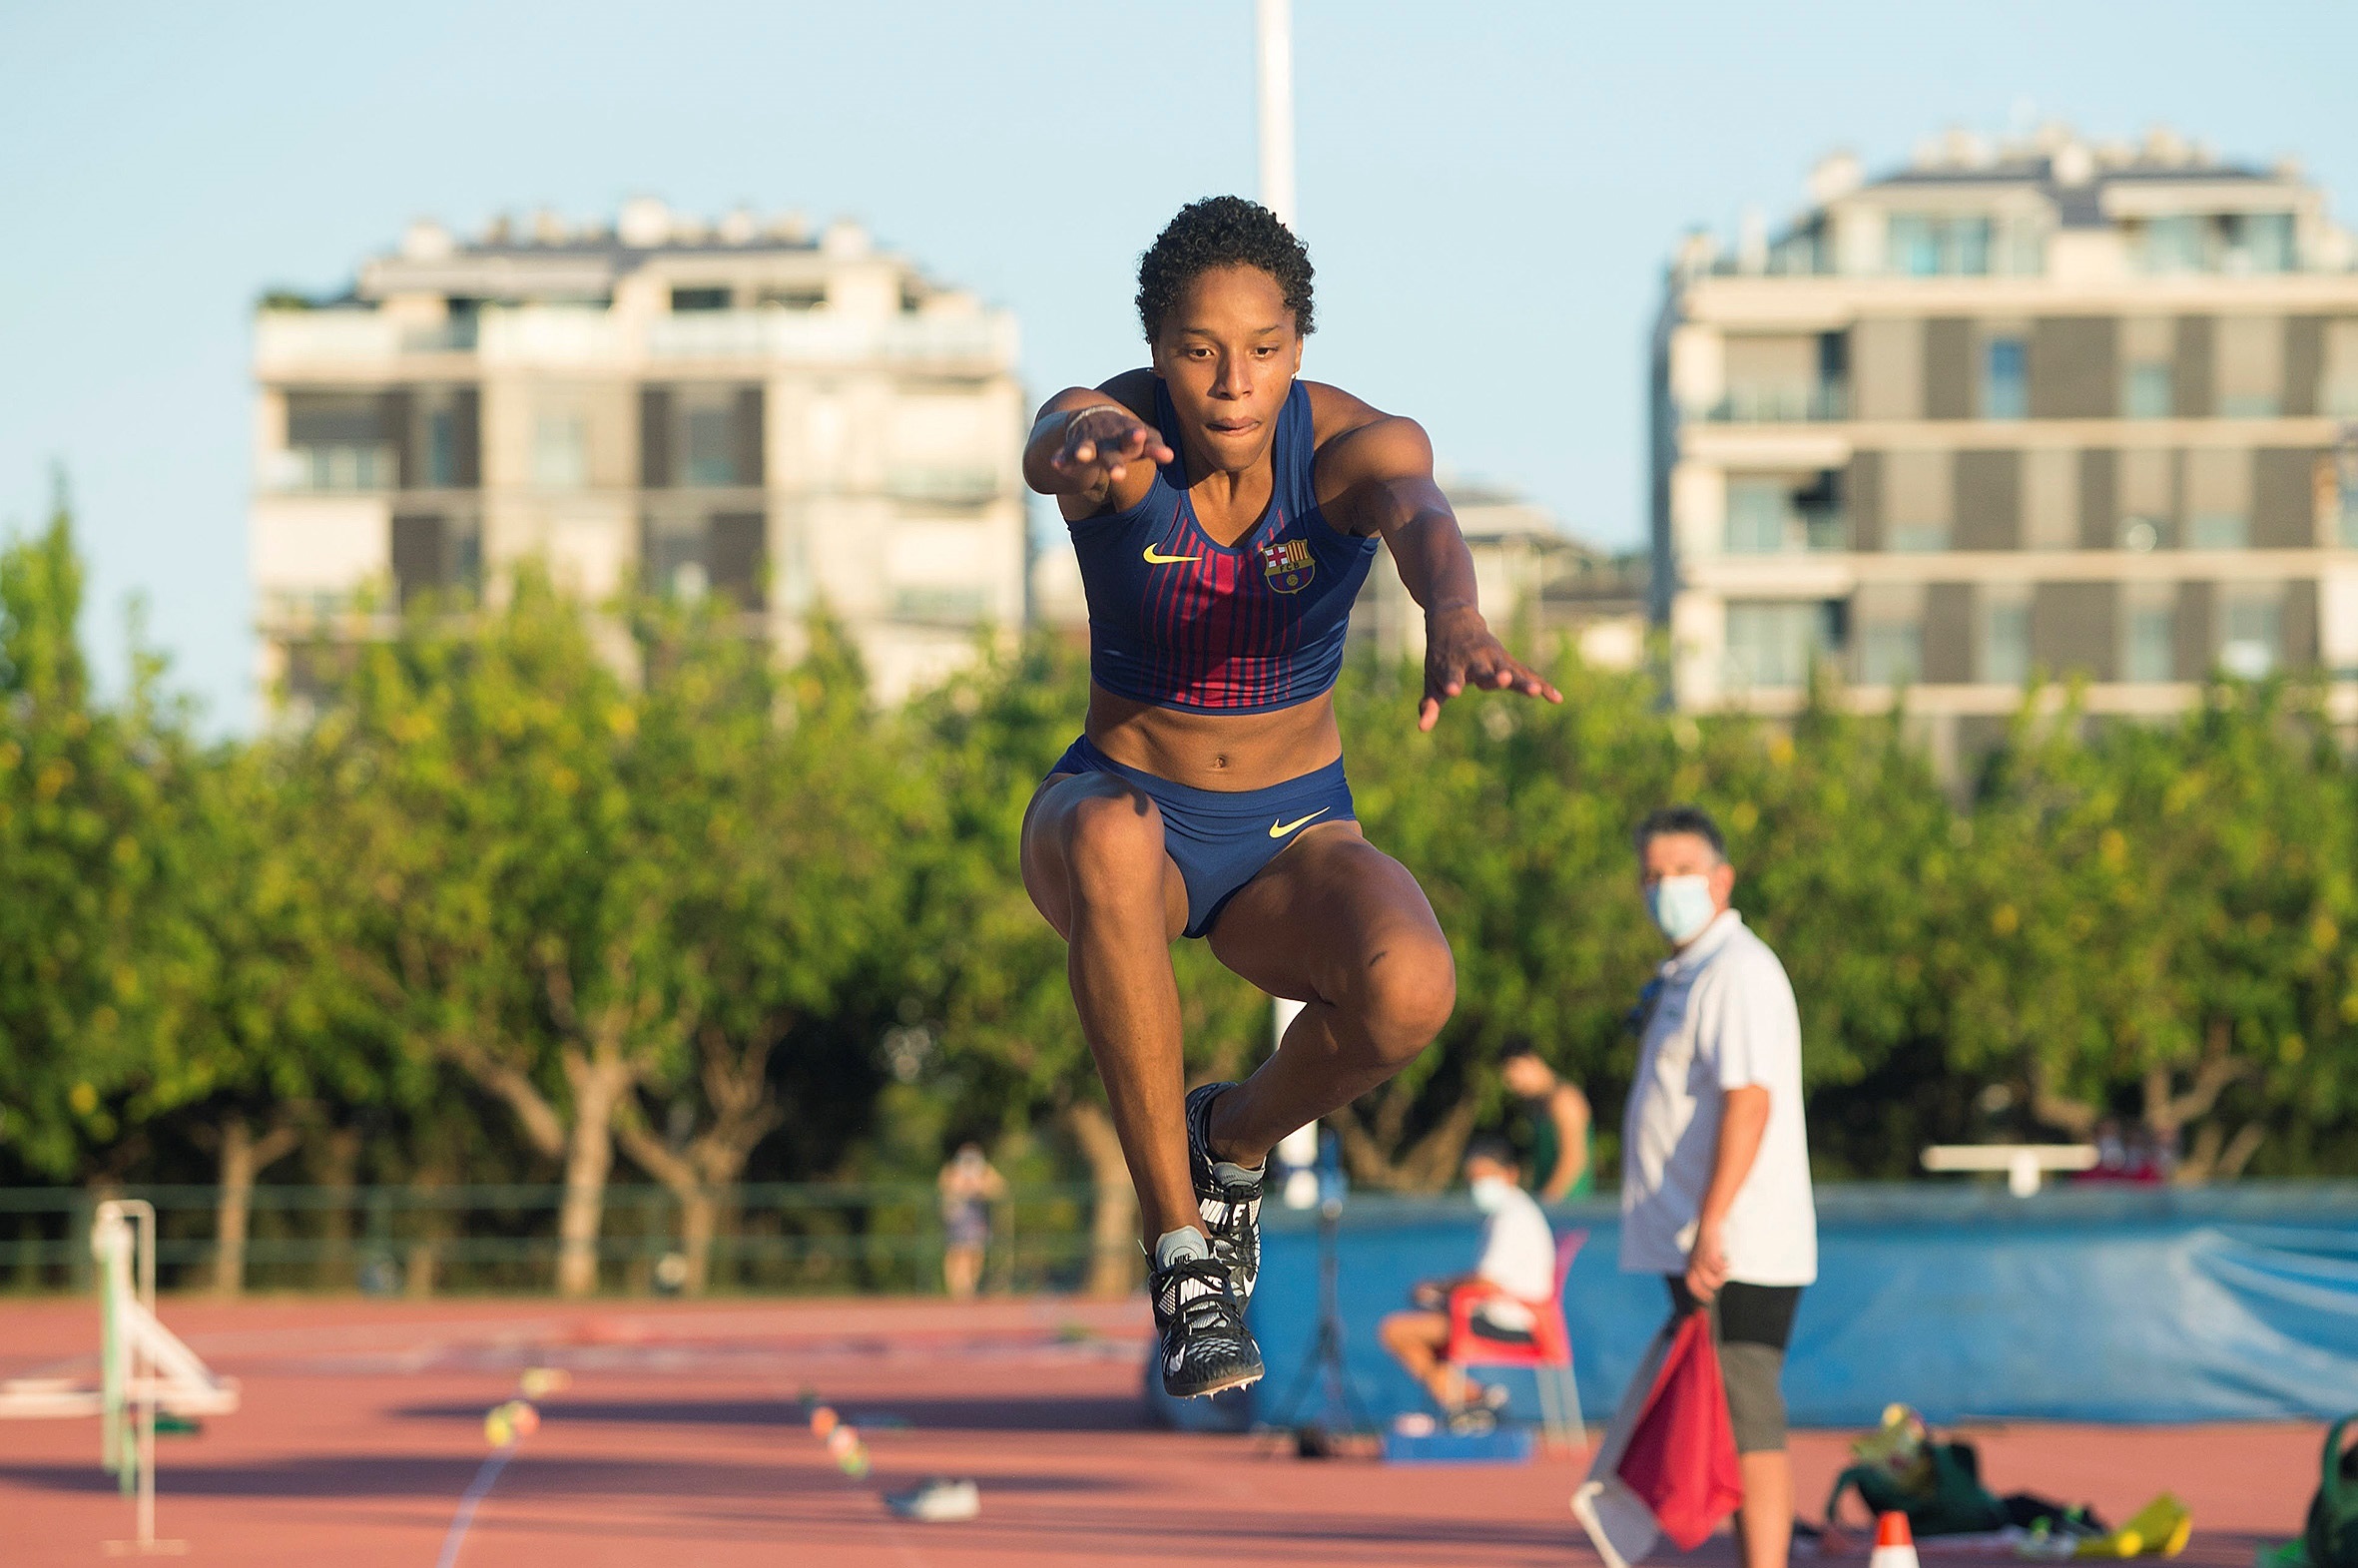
1379,1138,1557,1418
1621,805,1816,1568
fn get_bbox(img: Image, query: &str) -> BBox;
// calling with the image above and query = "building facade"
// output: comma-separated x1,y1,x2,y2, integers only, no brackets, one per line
1651,126,2358,772
251,199,1026,710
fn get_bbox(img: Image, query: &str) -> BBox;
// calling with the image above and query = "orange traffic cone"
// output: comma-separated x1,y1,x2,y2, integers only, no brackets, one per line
1870,1512,1922,1568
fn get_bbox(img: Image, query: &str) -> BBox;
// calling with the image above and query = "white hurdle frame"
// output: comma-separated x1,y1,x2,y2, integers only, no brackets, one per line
0,1197,239,1555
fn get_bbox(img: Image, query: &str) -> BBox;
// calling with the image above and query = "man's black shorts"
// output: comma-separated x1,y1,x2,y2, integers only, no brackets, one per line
1663,1277,1803,1453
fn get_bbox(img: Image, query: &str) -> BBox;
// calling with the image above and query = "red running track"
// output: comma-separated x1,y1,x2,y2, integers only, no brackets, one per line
0,1296,2321,1566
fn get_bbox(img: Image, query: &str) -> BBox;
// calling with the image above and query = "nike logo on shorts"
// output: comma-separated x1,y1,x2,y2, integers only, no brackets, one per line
1143,544,1201,564
1269,807,1331,838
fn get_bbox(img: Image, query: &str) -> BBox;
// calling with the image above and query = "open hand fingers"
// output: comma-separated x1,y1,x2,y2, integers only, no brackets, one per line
1054,410,1172,479
1494,654,1562,704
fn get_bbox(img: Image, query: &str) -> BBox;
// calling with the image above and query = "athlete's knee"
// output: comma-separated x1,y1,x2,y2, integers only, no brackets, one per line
1056,785,1167,899
1353,935,1456,1066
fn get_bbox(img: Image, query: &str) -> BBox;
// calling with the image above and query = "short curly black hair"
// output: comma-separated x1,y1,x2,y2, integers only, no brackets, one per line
1135,196,1315,342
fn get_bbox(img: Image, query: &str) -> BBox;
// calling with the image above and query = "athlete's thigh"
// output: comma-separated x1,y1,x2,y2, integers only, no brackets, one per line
1204,823,1447,1002
1019,771,1190,943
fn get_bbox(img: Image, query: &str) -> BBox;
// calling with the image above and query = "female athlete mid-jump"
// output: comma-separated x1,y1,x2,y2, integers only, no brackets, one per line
1021,197,1559,1395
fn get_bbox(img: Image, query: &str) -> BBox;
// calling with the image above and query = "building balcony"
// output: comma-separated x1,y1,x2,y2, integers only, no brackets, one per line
884,465,1003,505
1695,382,1850,423
1722,510,1850,555
257,305,1018,374
262,443,397,493
644,309,1016,367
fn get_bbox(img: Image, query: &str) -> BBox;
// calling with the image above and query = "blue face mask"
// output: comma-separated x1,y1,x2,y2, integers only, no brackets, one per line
1645,874,1717,944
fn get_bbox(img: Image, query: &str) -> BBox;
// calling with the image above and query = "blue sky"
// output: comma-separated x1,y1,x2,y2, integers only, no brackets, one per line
1,0,2350,728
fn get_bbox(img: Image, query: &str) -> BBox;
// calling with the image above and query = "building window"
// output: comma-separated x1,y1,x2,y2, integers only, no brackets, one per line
683,404,738,486
422,408,453,487
2136,215,2207,274
390,512,481,607
1858,619,1923,686
2123,362,2173,419
1724,473,1843,554
1887,214,1994,277
1890,216,1938,276
271,443,394,492
1982,337,2028,419
1725,481,1788,554
2341,474,2358,549
2122,603,2174,683
757,284,827,310
1954,219,1992,276
671,286,731,311
1888,520,1951,553
2232,213,2297,274
2186,512,2246,549
2221,592,2280,678
533,412,589,488
1982,599,2031,685
1724,601,1840,689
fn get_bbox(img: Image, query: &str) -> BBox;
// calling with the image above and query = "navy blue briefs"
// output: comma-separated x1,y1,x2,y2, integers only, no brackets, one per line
1047,735,1356,938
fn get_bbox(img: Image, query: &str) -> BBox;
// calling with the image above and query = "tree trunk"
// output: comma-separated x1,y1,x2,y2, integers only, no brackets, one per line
313,1124,362,1291
406,1170,445,1301
555,1052,634,1299
679,1191,717,1295
1063,1102,1138,1300
611,1021,788,1298
1331,1094,1479,1193
612,1110,708,1296
211,1113,302,1299
2028,1064,2100,1140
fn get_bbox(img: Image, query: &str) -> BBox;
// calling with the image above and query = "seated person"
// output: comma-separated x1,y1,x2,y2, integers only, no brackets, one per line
1379,1138,1557,1414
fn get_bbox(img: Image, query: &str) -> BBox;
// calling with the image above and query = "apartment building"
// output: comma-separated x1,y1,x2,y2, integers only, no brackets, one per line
1651,125,2358,771
251,199,1026,708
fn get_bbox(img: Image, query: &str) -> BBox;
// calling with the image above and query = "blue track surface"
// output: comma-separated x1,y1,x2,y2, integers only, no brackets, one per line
1226,1183,2358,1430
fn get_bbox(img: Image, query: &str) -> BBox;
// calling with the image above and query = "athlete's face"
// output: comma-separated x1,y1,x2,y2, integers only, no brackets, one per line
1149,264,1303,475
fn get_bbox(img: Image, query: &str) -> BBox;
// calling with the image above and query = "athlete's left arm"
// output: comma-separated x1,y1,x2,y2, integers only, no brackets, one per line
1323,410,1562,732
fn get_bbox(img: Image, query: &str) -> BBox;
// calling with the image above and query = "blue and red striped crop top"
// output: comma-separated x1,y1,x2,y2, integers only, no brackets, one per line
1069,379,1379,715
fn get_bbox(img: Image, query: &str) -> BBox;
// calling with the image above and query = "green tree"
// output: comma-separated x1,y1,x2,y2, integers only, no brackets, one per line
607,611,914,1293
0,491,191,1186
1952,680,2358,1179
295,571,698,1296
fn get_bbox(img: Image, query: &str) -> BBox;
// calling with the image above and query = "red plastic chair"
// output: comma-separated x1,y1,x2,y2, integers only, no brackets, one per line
1443,1228,1587,1451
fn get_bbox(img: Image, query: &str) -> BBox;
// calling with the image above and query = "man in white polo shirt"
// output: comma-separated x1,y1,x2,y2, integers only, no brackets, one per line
1621,805,1815,1568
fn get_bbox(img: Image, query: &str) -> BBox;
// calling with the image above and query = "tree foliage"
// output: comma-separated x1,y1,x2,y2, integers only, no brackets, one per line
6,512,2358,1294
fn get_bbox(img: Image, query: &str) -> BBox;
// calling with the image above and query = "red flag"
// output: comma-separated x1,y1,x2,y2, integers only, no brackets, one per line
1613,1310,1744,1549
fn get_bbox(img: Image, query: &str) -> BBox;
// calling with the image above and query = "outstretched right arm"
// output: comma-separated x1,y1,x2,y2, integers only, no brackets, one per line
1022,375,1173,522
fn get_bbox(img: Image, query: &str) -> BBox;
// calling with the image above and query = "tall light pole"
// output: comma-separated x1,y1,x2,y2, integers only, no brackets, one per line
1256,0,1297,227
1258,0,1322,1207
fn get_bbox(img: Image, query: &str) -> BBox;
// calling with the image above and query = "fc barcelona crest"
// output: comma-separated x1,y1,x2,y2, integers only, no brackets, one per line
1259,537,1315,594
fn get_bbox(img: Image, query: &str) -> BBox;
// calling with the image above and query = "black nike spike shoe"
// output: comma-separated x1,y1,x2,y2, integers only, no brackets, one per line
1184,1082,1265,1302
1149,1250,1264,1398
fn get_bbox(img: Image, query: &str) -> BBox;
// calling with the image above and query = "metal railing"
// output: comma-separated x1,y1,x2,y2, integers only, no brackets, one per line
254,306,1018,372
0,1183,1109,1300
1698,382,1851,423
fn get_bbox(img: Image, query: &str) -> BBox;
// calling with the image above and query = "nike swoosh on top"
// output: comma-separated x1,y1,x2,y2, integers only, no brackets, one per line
1142,545,1201,564
1269,808,1331,838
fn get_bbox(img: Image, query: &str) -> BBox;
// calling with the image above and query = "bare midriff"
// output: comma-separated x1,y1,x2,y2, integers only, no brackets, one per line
1085,682,1343,791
